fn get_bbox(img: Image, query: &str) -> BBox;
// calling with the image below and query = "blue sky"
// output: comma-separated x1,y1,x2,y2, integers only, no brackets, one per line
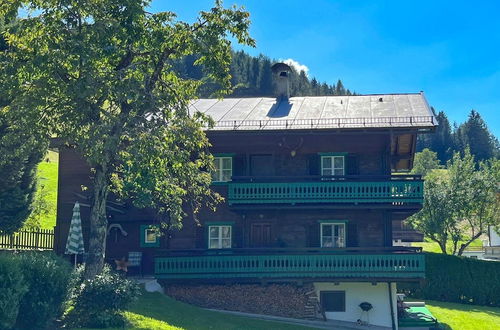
150,1,500,137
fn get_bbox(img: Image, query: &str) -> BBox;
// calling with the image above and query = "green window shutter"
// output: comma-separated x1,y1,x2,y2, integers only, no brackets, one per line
140,225,160,248
308,154,320,175
346,154,359,175
232,154,247,177
347,223,358,247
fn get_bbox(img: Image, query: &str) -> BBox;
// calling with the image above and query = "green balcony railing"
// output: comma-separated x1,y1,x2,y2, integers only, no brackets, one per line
228,178,423,205
155,251,425,280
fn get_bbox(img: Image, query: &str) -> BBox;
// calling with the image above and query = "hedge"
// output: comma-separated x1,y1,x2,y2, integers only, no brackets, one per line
399,252,500,307
0,254,27,330
0,252,71,329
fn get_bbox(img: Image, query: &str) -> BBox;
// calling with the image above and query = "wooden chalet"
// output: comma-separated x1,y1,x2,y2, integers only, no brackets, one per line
54,63,436,328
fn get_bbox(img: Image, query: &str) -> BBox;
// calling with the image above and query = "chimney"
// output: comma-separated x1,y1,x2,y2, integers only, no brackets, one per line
271,62,292,100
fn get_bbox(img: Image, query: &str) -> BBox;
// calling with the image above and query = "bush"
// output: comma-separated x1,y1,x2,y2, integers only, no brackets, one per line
65,265,141,328
399,253,500,307
0,253,27,330
15,252,72,329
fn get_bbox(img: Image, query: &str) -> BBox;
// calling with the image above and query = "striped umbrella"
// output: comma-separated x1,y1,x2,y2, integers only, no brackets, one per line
65,201,85,266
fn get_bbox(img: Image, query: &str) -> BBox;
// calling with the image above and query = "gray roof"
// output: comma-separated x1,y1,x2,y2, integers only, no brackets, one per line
189,93,437,131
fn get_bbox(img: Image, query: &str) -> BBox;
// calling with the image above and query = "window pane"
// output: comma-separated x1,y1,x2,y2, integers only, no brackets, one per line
222,158,232,170
211,171,219,182
334,156,344,168
333,169,344,176
214,158,221,170
221,226,231,238
145,229,156,243
221,169,232,182
321,291,345,312
221,238,231,249
209,238,220,249
322,236,333,247
322,157,332,169
322,169,333,176
209,227,219,239
322,224,332,236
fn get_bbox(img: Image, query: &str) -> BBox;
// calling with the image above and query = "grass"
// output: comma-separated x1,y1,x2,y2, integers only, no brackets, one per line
412,238,483,254
36,150,59,229
78,290,500,330
425,300,500,330
82,291,312,330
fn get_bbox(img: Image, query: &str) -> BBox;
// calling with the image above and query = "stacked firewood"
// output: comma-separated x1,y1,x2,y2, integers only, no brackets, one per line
163,283,318,319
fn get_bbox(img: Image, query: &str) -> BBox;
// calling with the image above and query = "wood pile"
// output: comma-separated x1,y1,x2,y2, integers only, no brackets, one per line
163,283,321,319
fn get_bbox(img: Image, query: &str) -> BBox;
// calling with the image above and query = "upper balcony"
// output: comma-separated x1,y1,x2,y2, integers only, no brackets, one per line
227,175,423,206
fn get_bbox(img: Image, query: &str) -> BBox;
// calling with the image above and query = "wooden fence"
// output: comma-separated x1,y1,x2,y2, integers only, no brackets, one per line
0,228,54,250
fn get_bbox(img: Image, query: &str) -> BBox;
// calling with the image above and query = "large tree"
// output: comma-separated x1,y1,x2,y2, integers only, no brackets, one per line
1,0,254,278
409,150,499,255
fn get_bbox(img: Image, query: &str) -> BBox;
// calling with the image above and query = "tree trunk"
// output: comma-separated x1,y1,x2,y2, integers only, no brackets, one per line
457,232,483,256
438,240,448,254
84,167,110,279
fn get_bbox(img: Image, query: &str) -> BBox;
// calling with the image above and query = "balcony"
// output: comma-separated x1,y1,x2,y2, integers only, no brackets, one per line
155,247,425,282
227,175,423,205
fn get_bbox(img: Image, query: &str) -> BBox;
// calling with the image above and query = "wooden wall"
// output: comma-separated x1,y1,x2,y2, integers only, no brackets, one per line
55,130,419,274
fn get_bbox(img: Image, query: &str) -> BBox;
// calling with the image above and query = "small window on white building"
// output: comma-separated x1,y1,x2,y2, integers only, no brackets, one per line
321,155,345,176
320,291,346,312
321,223,346,248
212,157,233,182
208,225,232,249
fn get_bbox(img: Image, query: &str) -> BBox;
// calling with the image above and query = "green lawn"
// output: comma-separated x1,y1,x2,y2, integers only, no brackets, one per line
83,291,311,330
426,300,500,330
36,150,59,229
412,238,483,254
78,290,500,330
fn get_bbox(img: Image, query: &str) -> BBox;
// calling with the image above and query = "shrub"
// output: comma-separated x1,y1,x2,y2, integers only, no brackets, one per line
399,253,500,307
0,253,27,330
65,265,141,328
15,252,72,329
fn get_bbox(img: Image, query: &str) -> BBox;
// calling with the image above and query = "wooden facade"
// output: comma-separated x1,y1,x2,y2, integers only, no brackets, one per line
55,128,426,277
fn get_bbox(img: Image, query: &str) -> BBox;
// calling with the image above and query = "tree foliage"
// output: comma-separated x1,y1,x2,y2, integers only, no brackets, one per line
411,148,442,177
1,0,254,278
417,109,499,164
201,50,355,97
409,150,500,255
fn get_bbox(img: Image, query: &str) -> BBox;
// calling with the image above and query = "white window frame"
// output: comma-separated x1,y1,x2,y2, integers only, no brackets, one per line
208,225,232,249
320,222,346,248
212,156,233,182
321,155,345,176
144,228,157,243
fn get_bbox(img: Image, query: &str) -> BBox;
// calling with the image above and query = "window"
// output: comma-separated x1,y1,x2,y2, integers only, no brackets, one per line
145,229,157,243
140,225,160,247
208,225,232,249
212,157,233,182
321,155,345,176
321,223,346,248
320,291,346,312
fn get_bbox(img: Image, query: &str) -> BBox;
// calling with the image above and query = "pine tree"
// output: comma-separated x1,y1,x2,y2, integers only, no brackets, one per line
335,79,346,95
258,57,273,96
456,110,496,162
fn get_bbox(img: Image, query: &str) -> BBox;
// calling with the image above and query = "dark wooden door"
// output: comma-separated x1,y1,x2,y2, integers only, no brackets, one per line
250,223,272,247
250,154,274,176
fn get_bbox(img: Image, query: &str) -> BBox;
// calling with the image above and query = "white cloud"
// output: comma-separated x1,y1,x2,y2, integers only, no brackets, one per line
282,58,309,76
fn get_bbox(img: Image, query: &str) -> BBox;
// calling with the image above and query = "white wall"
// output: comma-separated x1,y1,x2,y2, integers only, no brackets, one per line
314,282,397,329
490,226,500,246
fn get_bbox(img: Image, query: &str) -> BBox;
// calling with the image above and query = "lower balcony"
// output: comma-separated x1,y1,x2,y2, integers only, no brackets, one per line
227,175,423,206
155,247,425,282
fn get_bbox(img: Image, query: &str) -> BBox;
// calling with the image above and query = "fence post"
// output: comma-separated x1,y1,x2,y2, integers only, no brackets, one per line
35,229,40,249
